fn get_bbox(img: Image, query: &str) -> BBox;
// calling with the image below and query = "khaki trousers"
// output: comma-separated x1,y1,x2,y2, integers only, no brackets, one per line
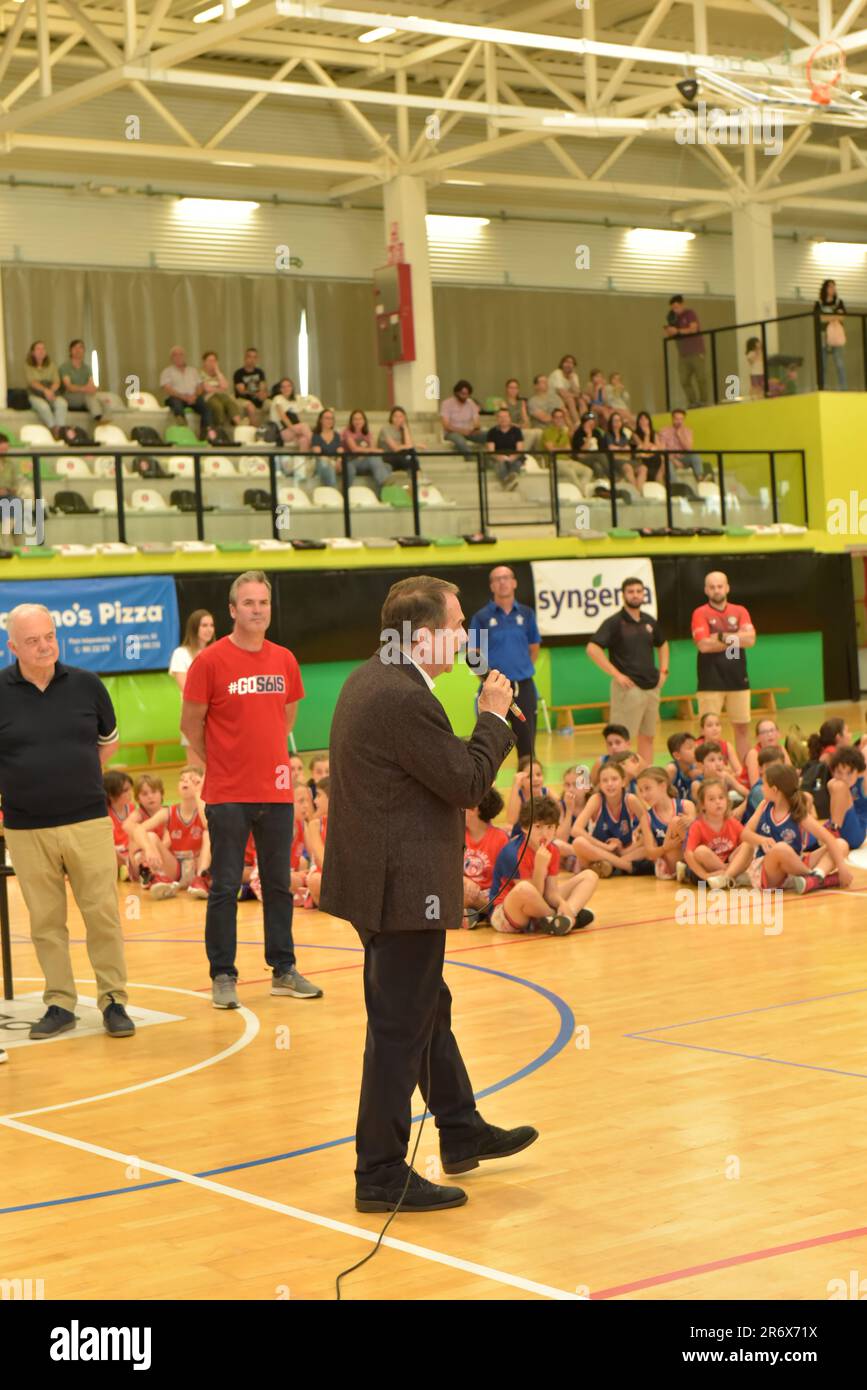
5,816,128,1013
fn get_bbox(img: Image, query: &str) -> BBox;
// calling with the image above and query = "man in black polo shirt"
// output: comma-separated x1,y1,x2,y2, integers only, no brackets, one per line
586,577,669,764
0,604,134,1040
486,406,525,491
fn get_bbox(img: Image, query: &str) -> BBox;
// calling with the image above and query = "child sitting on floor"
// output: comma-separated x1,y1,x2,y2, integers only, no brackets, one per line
489,796,597,935
589,723,641,786
463,788,510,926
635,766,695,880
823,746,867,854
666,731,699,802
305,778,329,907
570,759,653,878
697,711,742,777
690,741,746,807
128,767,210,899
681,778,754,889
741,763,852,893
506,756,549,833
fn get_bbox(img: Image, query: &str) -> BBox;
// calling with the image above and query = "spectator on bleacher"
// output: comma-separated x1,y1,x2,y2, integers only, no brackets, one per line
604,412,639,488
548,355,582,429
631,411,660,489
170,608,216,767
656,407,704,482
571,411,607,478
815,279,848,389
664,294,708,407
486,405,525,491
527,374,562,432
499,378,531,429
160,346,209,436
604,372,635,428
378,406,423,473
342,409,391,494
587,368,611,427
309,408,341,488
59,339,106,424
200,351,242,435
233,347,270,423
441,379,487,456
270,377,312,452
25,342,68,438
541,407,592,487
745,338,765,398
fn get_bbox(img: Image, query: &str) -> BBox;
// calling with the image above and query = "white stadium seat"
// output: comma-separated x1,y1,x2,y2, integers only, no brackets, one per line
20,424,55,445
56,456,93,478
642,482,667,501
349,485,385,508
130,488,172,511
202,455,238,476
94,423,129,446
277,486,311,508
234,425,257,445
93,489,118,512
312,486,344,508
126,392,162,411
167,455,196,478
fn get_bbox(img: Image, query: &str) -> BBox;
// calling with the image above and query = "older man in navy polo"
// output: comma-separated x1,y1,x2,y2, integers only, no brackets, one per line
468,566,540,758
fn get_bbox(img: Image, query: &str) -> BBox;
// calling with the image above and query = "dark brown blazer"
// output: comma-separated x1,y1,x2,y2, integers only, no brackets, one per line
320,650,514,934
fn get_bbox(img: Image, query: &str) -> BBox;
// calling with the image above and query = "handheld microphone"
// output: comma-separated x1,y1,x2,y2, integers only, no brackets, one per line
470,659,526,723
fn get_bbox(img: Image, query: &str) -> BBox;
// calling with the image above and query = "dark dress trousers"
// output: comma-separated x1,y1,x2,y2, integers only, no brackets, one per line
320,650,515,1182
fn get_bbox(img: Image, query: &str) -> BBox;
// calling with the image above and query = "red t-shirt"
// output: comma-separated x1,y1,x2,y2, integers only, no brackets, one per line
184,636,305,803
686,815,743,863
464,824,509,892
244,832,256,867
109,800,135,849
691,601,752,693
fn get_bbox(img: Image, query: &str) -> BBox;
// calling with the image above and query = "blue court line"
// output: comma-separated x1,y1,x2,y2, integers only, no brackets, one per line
0,950,574,1217
624,985,867,1080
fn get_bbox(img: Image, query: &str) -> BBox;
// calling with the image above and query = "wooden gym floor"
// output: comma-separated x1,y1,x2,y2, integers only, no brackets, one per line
2,702,867,1303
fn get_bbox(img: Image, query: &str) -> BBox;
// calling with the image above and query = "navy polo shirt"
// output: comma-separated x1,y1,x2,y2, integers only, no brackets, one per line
0,661,118,829
467,600,540,682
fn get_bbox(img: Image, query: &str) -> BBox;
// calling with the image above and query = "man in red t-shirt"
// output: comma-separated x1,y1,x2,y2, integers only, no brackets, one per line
691,570,756,762
181,570,322,1008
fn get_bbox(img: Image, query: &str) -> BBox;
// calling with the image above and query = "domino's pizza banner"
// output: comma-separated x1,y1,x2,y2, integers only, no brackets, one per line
0,577,179,673
531,558,656,637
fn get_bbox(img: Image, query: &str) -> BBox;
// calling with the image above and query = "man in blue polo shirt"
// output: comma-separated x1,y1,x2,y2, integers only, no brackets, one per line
468,566,541,758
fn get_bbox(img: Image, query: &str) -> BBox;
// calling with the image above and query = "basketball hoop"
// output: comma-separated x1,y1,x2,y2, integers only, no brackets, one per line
806,40,845,106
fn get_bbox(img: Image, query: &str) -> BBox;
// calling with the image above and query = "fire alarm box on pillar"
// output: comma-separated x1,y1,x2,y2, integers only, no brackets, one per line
373,263,415,365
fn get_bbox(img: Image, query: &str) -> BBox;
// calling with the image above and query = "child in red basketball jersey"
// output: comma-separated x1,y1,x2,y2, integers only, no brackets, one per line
305,778,329,907
463,787,509,925
104,770,159,881
250,783,314,906
129,767,210,899
740,718,793,788
681,778,754,888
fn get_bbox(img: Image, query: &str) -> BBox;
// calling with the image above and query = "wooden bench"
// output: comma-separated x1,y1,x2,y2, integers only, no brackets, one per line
110,739,186,773
550,686,789,732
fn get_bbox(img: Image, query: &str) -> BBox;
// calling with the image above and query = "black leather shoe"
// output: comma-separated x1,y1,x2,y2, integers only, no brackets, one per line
103,999,136,1037
355,1166,467,1213
30,1005,77,1040
442,1123,539,1175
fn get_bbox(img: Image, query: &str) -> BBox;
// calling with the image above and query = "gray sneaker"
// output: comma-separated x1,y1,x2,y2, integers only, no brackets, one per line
212,974,240,1009
271,969,323,999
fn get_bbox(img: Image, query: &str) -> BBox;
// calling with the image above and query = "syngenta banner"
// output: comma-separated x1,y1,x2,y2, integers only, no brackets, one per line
531,559,656,637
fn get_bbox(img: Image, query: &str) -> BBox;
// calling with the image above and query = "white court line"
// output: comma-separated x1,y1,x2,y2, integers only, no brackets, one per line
0,1115,580,1301
1,978,259,1120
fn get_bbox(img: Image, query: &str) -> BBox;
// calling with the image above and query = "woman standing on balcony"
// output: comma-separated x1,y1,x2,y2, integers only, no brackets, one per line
815,279,848,390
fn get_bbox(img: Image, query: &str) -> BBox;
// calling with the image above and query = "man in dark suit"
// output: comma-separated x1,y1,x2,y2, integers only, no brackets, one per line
321,575,539,1213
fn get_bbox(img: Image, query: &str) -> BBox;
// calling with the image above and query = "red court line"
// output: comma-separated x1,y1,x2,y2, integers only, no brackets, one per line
591,1221,867,1299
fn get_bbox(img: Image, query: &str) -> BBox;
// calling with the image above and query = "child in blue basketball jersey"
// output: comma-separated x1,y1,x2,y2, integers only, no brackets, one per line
635,766,695,879
589,724,635,786
666,731,698,802
741,763,852,893
735,745,786,821
610,749,643,796
570,760,653,878
506,755,549,834
690,742,746,807
825,746,867,852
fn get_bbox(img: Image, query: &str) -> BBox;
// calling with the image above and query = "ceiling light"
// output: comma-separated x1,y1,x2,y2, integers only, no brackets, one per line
194,0,249,23
626,227,695,252
358,26,396,42
444,179,485,186
426,214,489,239
811,239,867,265
175,197,259,223
214,160,255,167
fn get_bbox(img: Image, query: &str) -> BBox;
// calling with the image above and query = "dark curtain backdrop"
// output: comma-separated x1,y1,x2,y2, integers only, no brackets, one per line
6,264,794,417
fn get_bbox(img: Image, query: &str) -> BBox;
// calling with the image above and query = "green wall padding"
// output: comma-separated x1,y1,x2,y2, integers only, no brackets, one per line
102,635,822,760
549,633,824,722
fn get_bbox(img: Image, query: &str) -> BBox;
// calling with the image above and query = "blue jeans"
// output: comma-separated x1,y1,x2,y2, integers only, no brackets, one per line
204,802,295,979
664,451,704,481
822,343,847,389
346,453,391,493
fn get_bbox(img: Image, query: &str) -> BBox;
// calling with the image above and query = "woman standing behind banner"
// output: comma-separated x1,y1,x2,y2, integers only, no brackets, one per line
170,610,215,766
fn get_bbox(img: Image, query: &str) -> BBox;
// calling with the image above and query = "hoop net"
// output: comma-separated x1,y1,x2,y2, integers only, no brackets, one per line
806,40,845,105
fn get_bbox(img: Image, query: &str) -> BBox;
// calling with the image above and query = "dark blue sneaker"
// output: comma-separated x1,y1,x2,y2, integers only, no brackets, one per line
103,997,136,1037
30,1005,77,1040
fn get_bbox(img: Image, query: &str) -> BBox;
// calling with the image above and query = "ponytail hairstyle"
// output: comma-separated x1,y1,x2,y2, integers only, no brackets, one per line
765,763,809,822
807,717,846,762
636,765,674,797
695,777,727,813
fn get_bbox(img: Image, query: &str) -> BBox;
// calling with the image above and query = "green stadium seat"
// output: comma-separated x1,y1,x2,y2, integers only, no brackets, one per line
433,535,464,547
381,484,412,508
19,546,57,558
165,424,200,446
